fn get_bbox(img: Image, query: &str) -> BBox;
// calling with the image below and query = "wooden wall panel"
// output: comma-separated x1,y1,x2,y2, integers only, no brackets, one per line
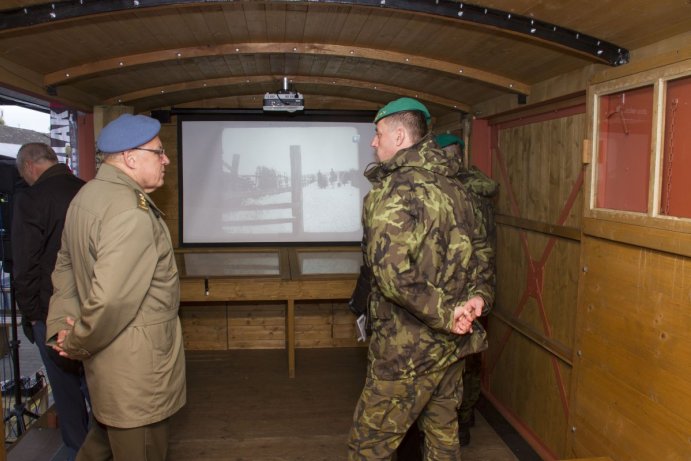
179,303,228,350
228,303,286,349
182,300,365,350
294,302,367,348
570,236,691,461
489,109,585,459
487,319,572,457
295,302,334,348
539,237,580,347
495,226,527,315
495,114,584,229
333,303,365,347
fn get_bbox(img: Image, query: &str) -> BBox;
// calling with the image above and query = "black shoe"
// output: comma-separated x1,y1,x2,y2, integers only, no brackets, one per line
459,423,471,447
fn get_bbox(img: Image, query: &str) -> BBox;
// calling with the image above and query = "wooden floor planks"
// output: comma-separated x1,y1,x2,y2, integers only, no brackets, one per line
5,347,524,460
168,348,519,461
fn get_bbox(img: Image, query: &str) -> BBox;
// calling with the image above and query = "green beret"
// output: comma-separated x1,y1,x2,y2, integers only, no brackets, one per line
374,97,431,124
435,133,464,149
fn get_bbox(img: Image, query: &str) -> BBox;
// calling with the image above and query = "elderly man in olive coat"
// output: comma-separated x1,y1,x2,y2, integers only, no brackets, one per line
47,114,186,461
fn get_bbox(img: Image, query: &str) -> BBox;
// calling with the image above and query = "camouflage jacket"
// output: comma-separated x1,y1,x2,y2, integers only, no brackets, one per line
458,165,498,252
362,135,494,380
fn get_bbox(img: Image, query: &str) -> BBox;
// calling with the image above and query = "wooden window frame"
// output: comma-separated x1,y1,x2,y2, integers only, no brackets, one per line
585,59,691,234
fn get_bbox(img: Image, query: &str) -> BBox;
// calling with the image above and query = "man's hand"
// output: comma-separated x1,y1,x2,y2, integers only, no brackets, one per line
451,296,484,335
452,304,473,335
463,296,484,319
51,317,75,358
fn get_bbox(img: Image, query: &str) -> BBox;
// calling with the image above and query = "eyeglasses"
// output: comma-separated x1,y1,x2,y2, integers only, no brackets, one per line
135,147,166,157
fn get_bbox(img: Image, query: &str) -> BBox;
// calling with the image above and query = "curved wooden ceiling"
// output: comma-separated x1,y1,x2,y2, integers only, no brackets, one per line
0,0,689,117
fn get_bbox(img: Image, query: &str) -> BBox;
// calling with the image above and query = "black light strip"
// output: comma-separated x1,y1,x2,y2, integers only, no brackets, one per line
0,0,629,66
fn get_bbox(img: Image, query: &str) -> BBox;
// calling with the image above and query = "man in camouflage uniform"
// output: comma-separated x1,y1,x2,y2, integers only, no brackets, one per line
347,98,494,461
436,133,498,447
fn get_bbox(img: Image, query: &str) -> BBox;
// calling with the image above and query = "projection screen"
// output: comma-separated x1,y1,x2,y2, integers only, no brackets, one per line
179,113,376,245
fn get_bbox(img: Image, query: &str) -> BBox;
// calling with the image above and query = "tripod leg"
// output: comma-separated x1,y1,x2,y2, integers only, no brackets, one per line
2,274,40,438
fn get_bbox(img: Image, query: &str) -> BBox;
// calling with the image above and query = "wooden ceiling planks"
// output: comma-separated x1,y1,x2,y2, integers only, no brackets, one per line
241,2,269,42
43,42,530,96
0,4,557,87
1,1,689,115
302,4,346,43
99,69,475,112
77,50,498,111
177,5,217,46
0,0,54,11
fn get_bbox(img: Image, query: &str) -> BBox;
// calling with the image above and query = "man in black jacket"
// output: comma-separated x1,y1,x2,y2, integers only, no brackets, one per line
11,142,89,461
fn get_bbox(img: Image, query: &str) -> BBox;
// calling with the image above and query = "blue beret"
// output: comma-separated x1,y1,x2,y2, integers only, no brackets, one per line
435,133,464,149
97,114,161,154
374,97,431,124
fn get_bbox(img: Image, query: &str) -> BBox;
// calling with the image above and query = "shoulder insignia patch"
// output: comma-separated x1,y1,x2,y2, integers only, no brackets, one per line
135,190,149,211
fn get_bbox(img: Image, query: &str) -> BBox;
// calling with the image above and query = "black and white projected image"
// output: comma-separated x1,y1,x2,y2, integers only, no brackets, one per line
181,120,375,244
222,125,362,236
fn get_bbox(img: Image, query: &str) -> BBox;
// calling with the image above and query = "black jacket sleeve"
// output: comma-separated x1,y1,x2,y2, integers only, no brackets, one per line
11,190,44,322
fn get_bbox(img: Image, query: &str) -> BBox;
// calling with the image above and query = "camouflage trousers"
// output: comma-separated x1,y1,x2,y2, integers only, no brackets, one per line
347,359,465,461
458,352,482,424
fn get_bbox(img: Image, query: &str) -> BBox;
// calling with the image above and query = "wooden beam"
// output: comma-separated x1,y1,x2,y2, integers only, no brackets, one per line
287,298,295,378
45,42,530,96
104,75,471,112
591,47,691,86
496,214,581,242
487,92,586,126
582,217,691,259
491,309,573,366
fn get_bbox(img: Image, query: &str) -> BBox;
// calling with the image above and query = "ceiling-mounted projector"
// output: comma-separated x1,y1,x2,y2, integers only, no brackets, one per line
262,92,304,112
263,77,304,112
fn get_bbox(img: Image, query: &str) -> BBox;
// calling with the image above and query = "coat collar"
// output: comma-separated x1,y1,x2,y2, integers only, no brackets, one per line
365,134,462,185
96,163,164,217
34,162,72,186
